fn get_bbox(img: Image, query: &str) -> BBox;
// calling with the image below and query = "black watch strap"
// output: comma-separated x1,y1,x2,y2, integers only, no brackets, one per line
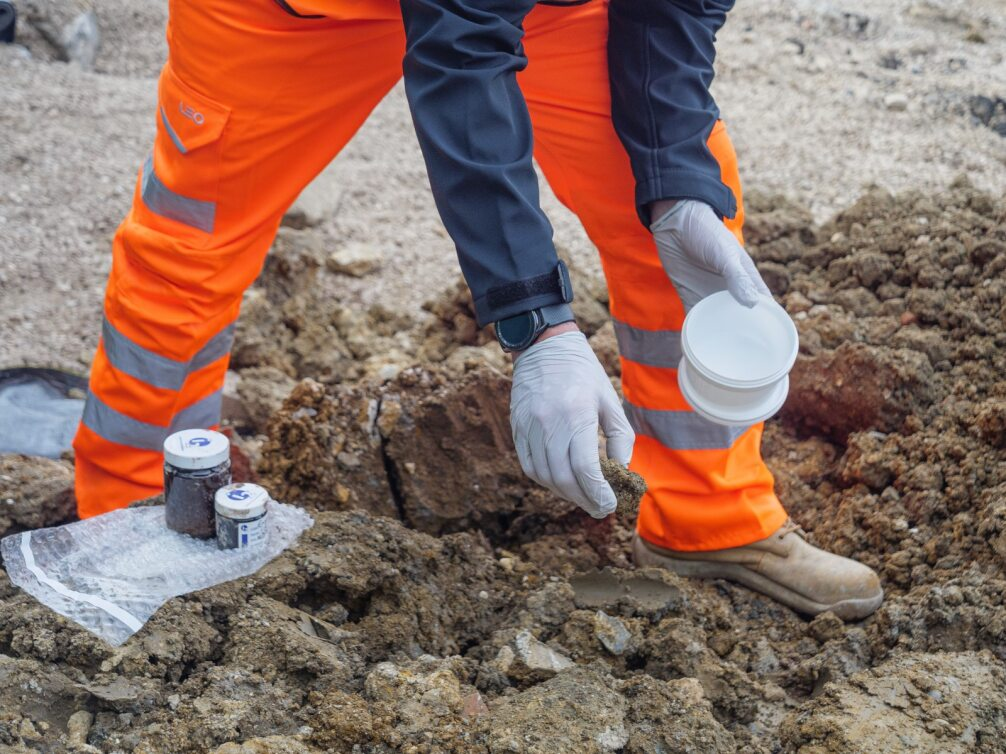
485,260,574,312
539,302,575,328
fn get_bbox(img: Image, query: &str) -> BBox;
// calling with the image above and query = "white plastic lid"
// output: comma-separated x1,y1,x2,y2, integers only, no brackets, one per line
678,358,790,426
163,429,231,470
215,483,269,519
682,291,799,389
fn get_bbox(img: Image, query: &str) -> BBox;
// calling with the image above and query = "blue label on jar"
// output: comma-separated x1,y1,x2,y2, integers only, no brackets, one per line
218,515,268,550
187,436,211,447
228,489,251,501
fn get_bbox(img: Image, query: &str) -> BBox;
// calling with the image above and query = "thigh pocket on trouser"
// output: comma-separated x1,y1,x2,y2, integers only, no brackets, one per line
138,63,231,248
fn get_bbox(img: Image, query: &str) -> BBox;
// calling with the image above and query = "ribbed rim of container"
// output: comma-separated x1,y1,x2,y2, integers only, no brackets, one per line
681,297,799,390
678,360,790,427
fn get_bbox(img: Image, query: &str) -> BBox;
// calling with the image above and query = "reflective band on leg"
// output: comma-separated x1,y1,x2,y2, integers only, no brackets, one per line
102,317,190,391
189,323,235,372
101,317,235,392
82,389,223,450
82,392,170,450
612,319,683,369
160,107,188,154
623,400,748,451
141,154,216,233
170,389,223,431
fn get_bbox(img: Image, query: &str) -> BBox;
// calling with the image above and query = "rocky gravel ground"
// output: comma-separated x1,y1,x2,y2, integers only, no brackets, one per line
2,0,1006,751
2,182,1006,751
1,0,1004,371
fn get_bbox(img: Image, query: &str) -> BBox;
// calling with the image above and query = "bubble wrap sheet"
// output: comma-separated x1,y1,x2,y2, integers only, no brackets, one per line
1,503,313,646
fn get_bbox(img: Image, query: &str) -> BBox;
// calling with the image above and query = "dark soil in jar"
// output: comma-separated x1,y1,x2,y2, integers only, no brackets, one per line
164,462,231,539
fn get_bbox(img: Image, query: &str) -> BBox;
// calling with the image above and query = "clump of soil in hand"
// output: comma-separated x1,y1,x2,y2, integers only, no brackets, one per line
601,459,647,522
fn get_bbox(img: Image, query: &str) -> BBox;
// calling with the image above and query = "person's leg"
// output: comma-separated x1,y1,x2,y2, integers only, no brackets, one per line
73,0,405,517
520,0,787,551
520,2,882,620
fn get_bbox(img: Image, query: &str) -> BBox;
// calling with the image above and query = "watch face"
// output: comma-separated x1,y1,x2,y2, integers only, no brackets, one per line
496,312,535,350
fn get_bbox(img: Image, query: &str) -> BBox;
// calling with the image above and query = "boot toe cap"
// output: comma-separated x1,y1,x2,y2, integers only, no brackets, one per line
793,547,884,620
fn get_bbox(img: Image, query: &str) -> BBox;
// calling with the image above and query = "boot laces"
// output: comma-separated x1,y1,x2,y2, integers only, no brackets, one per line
778,518,808,540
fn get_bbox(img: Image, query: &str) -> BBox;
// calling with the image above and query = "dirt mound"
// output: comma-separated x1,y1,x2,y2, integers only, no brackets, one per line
225,232,515,441
2,182,1006,751
257,367,631,572
784,342,935,441
0,510,744,752
0,455,76,536
230,227,416,389
760,180,1006,622
780,651,1006,753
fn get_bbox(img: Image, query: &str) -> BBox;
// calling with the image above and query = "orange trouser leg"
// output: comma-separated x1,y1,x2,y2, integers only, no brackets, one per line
73,0,405,517
521,0,788,550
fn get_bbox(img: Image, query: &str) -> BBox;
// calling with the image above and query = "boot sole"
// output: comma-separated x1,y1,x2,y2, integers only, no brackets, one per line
633,537,884,622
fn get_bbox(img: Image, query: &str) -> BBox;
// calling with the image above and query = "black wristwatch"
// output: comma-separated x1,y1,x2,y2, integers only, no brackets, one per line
494,303,575,353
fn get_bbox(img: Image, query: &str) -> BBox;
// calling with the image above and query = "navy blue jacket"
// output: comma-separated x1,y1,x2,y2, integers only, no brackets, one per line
400,0,736,326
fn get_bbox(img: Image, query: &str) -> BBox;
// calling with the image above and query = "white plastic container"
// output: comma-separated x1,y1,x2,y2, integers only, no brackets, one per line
163,429,232,539
214,482,270,550
678,291,799,427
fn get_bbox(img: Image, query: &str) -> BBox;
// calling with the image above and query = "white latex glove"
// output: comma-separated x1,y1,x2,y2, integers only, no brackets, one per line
511,331,635,518
651,199,771,310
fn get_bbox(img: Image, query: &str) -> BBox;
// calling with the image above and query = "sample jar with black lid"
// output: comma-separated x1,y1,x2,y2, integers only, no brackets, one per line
215,482,269,550
163,429,232,539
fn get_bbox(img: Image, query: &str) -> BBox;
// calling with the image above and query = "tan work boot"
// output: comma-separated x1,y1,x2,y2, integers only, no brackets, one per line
632,519,883,621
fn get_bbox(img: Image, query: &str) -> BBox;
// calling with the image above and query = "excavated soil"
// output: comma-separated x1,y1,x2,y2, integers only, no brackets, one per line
2,182,1006,752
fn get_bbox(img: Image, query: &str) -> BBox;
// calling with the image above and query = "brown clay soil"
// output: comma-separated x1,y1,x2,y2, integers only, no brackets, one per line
2,181,1006,752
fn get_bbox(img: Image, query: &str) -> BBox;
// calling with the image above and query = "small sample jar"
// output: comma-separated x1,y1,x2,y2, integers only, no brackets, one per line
163,429,232,539
215,482,269,550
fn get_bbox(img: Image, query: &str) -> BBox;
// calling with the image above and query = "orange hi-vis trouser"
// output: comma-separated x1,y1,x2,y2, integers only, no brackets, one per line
73,0,788,550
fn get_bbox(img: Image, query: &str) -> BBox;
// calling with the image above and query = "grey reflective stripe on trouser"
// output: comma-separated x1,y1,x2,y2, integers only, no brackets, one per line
141,154,215,233
82,390,224,451
623,401,749,451
101,317,235,392
612,319,682,369
159,107,188,154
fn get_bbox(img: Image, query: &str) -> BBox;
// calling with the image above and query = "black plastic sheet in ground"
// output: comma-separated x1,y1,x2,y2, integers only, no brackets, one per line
0,368,86,458
0,1,15,45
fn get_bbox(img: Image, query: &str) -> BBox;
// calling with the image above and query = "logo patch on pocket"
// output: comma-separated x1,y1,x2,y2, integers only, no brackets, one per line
179,101,205,126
